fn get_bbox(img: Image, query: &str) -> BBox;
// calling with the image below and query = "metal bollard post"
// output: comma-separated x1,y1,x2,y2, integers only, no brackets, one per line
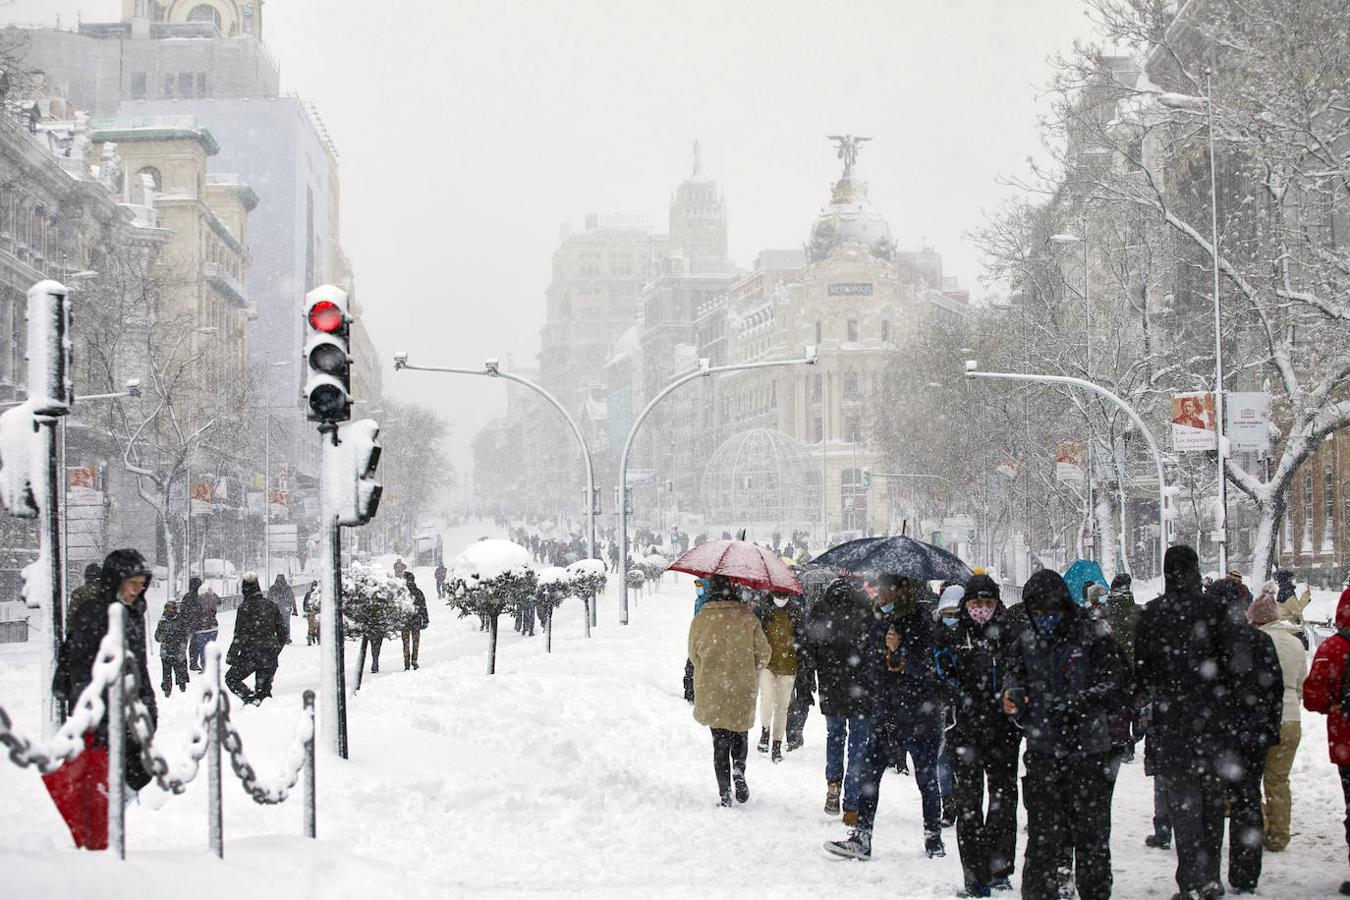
206,644,224,859
106,603,126,860
303,690,316,838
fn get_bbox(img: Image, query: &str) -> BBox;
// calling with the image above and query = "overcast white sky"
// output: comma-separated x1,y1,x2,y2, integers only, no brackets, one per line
15,0,1107,484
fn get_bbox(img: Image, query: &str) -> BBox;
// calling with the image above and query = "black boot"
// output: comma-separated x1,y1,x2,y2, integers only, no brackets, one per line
771,741,783,763
756,727,770,754
941,795,958,828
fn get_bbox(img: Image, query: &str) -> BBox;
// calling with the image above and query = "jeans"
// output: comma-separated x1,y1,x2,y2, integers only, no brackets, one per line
1262,721,1300,850
189,630,217,670
757,670,795,742
1225,753,1265,892
1023,750,1116,900
1164,766,1225,895
857,709,942,837
937,744,955,798
952,733,1020,887
825,714,872,812
710,728,748,800
401,628,421,669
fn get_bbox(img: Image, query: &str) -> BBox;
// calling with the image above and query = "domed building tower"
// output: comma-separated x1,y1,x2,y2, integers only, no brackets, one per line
699,136,967,541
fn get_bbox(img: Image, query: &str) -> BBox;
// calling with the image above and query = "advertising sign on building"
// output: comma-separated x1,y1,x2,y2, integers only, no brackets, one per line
1226,392,1272,454
1171,392,1217,451
1055,442,1086,485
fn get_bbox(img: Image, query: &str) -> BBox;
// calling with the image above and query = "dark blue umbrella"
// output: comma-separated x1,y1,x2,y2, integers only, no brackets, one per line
813,536,973,583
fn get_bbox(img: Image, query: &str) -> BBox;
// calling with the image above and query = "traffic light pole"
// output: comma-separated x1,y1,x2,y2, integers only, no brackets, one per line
963,366,1170,575
617,353,817,625
393,358,597,615
319,424,348,758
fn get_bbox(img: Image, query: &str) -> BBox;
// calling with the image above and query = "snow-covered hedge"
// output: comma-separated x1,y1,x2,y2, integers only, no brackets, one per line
342,563,415,642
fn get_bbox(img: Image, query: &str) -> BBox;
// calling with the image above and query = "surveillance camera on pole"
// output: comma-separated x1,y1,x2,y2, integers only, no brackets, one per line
392,351,409,370
964,359,979,374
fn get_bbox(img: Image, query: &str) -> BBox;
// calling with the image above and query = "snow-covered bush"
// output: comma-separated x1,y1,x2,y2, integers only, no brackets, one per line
565,558,607,635
341,563,415,643
450,539,536,674
534,566,571,651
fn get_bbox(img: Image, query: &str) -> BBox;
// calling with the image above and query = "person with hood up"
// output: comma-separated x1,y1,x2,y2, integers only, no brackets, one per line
66,563,103,630
267,574,296,645
1302,581,1350,896
1247,581,1306,854
188,581,219,672
934,574,1020,897
1104,574,1139,666
933,582,965,829
688,575,770,806
401,570,429,670
154,599,191,696
1274,568,1310,630
1134,545,1250,900
1206,577,1283,895
52,549,159,796
754,590,807,763
824,574,945,861
803,578,875,822
1004,569,1125,900
225,573,288,705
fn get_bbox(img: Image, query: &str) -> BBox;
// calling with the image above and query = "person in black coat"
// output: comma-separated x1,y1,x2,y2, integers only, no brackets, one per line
52,548,158,791
401,571,429,670
1207,578,1283,895
226,573,287,705
825,574,946,861
935,573,1022,896
802,578,874,821
1134,544,1252,900
154,600,191,696
267,574,296,645
1005,569,1125,900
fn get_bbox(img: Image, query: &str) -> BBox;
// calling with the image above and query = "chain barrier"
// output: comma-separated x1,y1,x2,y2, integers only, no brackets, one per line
0,614,318,842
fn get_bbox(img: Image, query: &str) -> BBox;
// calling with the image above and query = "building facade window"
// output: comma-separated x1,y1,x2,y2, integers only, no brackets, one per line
179,72,195,98
844,371,860,399
814,320,822,344
187,4,223,28
844,415,861,442
881,320,890,343
846,319,858,342
130,72,147,99
138,166,162,190
1304,471,1314,549
163,74,175,97
196,73,209,98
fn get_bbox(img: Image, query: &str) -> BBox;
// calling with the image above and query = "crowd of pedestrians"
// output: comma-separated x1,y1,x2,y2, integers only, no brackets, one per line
683,543,1345,899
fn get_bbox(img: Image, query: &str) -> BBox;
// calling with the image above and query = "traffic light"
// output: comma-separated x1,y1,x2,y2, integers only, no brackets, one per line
861,467,872,490
336,418,382,526
303,285,351,423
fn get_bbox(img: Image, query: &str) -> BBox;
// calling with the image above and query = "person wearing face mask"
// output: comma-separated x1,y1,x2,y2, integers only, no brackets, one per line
933,583,965,828
754,591,807,762
1003,569,1126,900
825,574,945,861
935,574,1020,897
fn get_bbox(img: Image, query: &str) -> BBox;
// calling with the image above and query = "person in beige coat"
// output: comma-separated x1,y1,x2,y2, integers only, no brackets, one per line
689,575,771,806
1249,582,1308,852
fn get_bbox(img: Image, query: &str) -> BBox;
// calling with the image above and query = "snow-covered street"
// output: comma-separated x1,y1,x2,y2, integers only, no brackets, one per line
0,522,1347,898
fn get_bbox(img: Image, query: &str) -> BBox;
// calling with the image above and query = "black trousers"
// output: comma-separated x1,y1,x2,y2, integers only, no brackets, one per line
1163,766,1225,895
952,732,1020,887
1225,754,1266,892
1341,765,1350,852
1022,750,1116,900
786,691,811,742
159,654,189,693
710,728,747,799
226,655,278,701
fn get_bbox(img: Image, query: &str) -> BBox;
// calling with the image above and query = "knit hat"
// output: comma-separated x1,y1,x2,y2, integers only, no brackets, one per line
1248,591,1279,626
937,585,964,613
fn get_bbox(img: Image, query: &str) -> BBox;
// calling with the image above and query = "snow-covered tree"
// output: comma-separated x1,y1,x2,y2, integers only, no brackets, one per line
565,558,606,636
449,539,536,674
341,563,415,644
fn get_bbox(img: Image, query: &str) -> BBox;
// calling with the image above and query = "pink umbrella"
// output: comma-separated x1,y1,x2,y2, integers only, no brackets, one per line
667,540,803,595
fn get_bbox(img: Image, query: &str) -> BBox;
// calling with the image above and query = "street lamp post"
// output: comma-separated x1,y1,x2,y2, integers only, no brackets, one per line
393,354,598,578
617,351,817,625
1158,73,1229,570
964,362,1170,575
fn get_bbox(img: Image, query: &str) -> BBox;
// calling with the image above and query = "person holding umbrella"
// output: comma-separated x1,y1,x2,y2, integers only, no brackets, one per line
688,574,770,806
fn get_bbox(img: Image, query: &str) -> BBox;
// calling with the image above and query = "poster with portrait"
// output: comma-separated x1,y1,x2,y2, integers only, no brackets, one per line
1171,392,1217,451
1055,441,1085,485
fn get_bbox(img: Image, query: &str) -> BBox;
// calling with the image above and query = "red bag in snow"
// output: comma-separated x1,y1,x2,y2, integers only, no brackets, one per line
41,731,109,850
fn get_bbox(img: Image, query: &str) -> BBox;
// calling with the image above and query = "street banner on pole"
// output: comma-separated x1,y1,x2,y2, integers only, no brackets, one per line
1226,392,1272,453
1171,392,1217,451
1055,442,1085,485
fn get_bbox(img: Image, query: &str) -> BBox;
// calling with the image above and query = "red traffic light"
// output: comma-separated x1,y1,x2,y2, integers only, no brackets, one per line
308,300,344,333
